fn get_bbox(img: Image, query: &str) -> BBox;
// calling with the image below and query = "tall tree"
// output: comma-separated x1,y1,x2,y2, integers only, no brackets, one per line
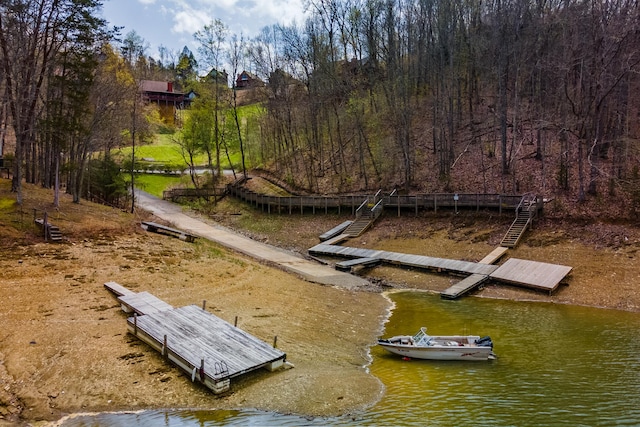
0,0,106,205
194,19,229,180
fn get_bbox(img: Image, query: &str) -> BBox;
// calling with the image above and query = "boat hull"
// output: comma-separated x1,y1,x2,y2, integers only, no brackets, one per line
378,341,495,361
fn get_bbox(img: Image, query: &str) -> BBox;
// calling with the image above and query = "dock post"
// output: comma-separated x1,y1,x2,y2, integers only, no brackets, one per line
234,316,238,327
273,336,278,348
202,300,206,310
133,313,137,335
200,359,205,381
162,335,167,358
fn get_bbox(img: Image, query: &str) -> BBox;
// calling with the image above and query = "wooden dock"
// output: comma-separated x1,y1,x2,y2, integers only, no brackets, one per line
441,274,490,300
308,244,498,276
142,221,198,242
478,247,509,265
335,257,381,272
118,291,174,315
308,244,572,298
319,220,353,241
105,283,286,394
489,258,573,293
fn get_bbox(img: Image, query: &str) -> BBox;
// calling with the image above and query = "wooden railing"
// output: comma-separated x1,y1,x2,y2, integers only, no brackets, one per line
163,187,227,201
226,184,529,216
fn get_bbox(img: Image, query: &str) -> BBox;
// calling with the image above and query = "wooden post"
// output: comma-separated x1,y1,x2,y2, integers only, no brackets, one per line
162,335,167,358
133,313,138,335
200,359,205,381
202,300,206,310
273,336,278,348
43,211,48,241
234,316,238,327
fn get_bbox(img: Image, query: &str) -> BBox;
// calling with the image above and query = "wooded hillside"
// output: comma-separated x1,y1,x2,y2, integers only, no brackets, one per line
1,0,639,220
250,0,640,220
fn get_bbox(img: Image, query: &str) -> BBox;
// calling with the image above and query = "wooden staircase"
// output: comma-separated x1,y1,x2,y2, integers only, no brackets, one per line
343,191,385,238
46,224,63,242
35,218,63,242
344,211,376,237
500,194,538,248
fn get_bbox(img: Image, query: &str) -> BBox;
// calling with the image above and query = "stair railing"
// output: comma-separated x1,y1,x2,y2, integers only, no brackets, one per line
355,199,369,219
371,199,384,220
373,189,383,205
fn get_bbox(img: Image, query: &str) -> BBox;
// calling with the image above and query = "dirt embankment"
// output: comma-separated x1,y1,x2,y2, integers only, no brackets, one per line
1,181,640,425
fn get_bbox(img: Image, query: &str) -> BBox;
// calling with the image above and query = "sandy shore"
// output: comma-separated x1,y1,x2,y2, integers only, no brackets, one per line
1,190,639,426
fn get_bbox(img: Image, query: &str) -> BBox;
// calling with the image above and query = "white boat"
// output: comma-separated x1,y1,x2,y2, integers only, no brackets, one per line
378,327,496,361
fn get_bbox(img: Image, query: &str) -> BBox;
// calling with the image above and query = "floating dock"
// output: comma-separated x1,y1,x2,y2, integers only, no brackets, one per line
105,283,287,394
308,244,572,298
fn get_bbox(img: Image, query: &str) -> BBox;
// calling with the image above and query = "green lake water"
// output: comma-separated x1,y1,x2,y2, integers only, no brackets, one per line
61,291,640,426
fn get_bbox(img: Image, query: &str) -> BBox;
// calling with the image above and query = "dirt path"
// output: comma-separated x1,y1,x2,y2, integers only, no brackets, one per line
135,191,371,289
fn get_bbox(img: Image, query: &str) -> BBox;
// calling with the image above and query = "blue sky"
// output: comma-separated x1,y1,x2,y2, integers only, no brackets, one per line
100,0,308,59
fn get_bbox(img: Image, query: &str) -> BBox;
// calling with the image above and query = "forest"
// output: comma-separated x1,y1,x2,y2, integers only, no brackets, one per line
1,0,639,219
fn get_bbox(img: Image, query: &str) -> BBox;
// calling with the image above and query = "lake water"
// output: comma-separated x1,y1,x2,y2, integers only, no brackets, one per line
60,292,640,426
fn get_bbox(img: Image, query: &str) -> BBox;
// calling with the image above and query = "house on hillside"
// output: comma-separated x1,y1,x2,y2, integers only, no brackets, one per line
203,68,229,86
139,80,190,124
235,70,264,89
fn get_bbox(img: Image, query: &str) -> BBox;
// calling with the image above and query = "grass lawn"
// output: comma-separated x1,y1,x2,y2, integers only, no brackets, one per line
134,174,186,198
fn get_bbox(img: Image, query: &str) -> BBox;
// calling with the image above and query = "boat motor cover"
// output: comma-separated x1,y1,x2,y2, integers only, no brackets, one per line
475,336,493,347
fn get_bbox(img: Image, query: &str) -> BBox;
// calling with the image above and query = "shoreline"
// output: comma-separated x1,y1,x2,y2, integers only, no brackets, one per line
2,187,640,425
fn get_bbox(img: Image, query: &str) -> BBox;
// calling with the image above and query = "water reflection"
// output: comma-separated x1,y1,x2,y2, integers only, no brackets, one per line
61,292,640,426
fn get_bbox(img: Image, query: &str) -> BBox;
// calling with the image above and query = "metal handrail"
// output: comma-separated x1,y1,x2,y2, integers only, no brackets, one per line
355,199,369,219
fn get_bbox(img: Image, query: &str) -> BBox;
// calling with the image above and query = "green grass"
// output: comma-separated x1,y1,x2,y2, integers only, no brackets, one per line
115,134,209,168
134,174,185,197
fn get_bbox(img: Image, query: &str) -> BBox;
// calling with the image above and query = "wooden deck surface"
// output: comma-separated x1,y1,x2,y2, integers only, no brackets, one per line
309,244,572,297
118,291,174,315
319,221,353,241
441,274,490,299
478,247,509,265
104,281,136,297
335,257,381,272
128,305,286,384
309,244,498,276
489,258,573,292
142,221,197,242
105,283,287,394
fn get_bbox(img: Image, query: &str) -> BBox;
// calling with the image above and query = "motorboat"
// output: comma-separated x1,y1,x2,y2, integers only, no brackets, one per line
378,327,496,361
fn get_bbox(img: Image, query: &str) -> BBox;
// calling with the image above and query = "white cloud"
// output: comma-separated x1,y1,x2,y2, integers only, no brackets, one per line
172,8,211,35
102,0,309,59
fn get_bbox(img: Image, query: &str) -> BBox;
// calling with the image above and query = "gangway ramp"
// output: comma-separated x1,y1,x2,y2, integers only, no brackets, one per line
441,274,490,300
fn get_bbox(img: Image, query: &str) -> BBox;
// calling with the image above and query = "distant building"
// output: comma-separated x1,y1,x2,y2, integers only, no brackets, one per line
235,71,263,89
203,68,229,86
139,80,190,124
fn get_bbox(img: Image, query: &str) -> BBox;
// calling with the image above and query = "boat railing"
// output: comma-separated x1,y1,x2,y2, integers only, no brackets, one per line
413,327,432,346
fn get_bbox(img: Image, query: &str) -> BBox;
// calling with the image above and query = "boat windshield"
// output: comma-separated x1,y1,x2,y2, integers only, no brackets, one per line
413,327,432,346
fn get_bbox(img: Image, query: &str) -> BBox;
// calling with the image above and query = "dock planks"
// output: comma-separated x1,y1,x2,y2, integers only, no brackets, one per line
309,244,573,298
335,257,381,272
309,243,498,276
441,274,490,300
105,282,286,394
142,221,198,242
319,221,353,241
128,305,286,393
489,258,573,293
118,291,174,315
478,247,509,265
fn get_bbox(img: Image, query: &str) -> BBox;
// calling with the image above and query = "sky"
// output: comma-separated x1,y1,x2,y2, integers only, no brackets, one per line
100,0,308,61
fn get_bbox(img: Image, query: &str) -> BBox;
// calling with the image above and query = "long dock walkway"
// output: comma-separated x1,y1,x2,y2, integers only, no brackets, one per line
105,283,286,394
308,243,572,297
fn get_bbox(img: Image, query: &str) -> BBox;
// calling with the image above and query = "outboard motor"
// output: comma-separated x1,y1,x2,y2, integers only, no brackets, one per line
475,336,493,348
